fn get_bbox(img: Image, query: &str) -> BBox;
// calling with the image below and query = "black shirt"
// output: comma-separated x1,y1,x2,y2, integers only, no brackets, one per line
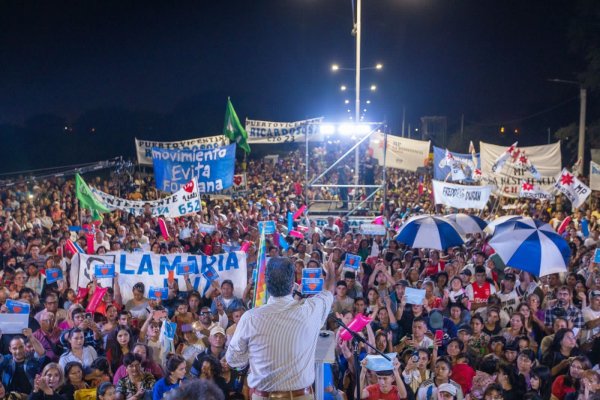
9,362,31,394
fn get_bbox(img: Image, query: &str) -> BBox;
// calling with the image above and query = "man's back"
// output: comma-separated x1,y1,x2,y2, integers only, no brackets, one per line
226,291,333,392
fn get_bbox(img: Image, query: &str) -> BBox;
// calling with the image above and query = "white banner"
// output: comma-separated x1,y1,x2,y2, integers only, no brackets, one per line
554,168,591,208
90,179,201,217
360,223,387,236
135,136,229,165
245,117,323,144
432,180,494,210
591,161,600,191
480,141,562,198
72,251,247,303
369,133,431,172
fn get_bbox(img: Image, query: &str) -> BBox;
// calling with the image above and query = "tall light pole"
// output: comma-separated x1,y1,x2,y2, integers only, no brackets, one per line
354,0,362,187
548,78,587,175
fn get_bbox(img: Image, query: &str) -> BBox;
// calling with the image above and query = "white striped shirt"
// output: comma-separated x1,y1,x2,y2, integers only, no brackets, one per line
225,291,334,391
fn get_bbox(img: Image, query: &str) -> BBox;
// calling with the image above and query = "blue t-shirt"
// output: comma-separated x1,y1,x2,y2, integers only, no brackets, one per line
152,377,181,400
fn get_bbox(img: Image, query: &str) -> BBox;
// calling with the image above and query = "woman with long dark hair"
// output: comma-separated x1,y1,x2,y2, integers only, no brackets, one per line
497,362,527,399
528,365,551,400
60,362,88,400
541,328,581,378
106,327,135,372
152,354,187,400
550,356,591,400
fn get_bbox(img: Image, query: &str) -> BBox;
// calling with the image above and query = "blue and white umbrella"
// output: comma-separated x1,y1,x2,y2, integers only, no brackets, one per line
444,213,488,235
489,217,571,277
395,215,465,250
484,215,521,235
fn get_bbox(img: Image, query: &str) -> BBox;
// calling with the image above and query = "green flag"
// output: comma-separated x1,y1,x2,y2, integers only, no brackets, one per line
75,174,110,221
223,97,251,154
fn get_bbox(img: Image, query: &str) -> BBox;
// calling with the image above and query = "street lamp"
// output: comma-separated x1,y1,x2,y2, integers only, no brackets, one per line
340,85,347,91
548,78,587,175
370,84,377,91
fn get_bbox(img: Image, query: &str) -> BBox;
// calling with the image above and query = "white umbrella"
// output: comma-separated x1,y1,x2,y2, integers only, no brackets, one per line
395,215,465,250
444,213,488,235
489,217,570,277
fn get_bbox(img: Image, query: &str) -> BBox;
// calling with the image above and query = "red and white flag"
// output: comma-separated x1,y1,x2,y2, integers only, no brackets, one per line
491,141,518,173
519,180,554,201
554,168,591,208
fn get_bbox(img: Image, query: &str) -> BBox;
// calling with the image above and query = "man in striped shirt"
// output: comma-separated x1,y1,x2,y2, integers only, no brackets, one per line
226,256,336,399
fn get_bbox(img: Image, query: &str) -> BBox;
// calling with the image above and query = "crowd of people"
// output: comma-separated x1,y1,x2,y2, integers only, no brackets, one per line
0,148,599,400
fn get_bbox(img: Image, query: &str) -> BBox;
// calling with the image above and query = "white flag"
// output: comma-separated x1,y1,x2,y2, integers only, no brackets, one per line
590,161,600,191
554,168,591,208
491,141,518,173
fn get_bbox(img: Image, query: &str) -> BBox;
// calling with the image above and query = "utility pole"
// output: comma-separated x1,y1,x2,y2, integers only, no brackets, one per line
354,0,361,187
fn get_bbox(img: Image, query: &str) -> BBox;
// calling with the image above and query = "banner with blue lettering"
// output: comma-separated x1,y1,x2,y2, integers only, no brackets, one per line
73,251,247,303
433,146,480,182
152,144,236,193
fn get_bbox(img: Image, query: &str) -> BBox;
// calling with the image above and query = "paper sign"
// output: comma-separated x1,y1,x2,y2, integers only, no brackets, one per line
344,254,362,270
365,353,397,372
0,314,29,334
148,287,168,300
405,288,426,305
198,224,216,234
594,248,600,264
94,264,115,279
6,299,30,314
302,278,324,294
202,264,220,282
258,220,276,235
222,245,241,253
303,268,322,279
45,268,64,284
360,223,387,236
177,259,198,275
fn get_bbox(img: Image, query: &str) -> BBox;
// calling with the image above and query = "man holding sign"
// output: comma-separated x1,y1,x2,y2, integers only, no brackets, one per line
226,256,336,399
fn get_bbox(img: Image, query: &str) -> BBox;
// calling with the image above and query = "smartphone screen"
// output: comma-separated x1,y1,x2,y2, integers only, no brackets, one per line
435,329,444,342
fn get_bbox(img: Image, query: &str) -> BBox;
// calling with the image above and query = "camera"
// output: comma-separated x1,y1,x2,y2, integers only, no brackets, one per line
411,351,419,363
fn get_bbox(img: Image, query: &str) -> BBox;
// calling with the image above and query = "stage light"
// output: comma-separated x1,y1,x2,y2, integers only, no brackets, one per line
331,64,339,71
340,85,347,91
320,124,336,135
356,124,371,134
338,123,355,136
375,63,383,70
344,99,350,104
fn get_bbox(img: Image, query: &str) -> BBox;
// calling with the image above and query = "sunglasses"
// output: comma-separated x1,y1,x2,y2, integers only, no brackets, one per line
200,311,211,316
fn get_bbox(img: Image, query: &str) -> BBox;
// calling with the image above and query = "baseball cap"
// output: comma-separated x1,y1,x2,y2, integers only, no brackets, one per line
429,310,444,330
438,383,457,396
457,324,473,335
395,280,409,287
210,326,226,336
590,290,600,298
504,273,516,282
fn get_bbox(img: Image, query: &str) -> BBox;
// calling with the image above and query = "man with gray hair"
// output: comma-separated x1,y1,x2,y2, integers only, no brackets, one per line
226,256,336,399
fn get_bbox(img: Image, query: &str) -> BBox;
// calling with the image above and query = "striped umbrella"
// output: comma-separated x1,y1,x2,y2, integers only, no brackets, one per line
444,213,488,235
484,215,521,235
489,217,570,277
395,215,465,250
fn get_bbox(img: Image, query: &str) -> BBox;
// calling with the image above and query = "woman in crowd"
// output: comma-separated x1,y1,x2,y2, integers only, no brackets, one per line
550,356,592,400
468,315,491,357
106,327,135,373
516,302,544,347
58,329,98,370
195,356,228,399
516,349,537,390
97,383,117,400
152,354,186,400
483,308,502,337
528,365,552,400
60,362,88,400
496,363,526,398
501,312,528,343
112,343,163,385
124,283,150,323
542,329,582,378
29,363,65,400
115,354,155,400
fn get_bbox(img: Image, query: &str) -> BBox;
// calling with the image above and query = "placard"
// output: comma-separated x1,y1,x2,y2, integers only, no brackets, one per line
302,278,324,294
405,287,426,305
148,287,168,300
258,220,276,235
45,268,64,284
6,299,30,314
303,268,322,279
177,259,198,275
344,254,362,270
201,264,220,282
360,223,387,236
94,264,115,279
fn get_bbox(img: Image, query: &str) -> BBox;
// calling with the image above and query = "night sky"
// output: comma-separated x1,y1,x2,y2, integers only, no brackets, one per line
0,1,595,172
